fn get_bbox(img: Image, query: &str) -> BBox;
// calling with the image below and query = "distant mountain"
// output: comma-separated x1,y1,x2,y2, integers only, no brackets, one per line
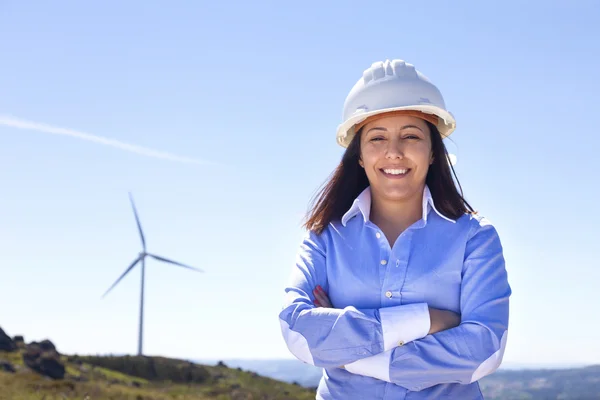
196,358,600,399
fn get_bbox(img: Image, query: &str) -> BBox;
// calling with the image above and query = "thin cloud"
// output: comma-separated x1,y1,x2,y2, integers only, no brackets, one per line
0,115,213,165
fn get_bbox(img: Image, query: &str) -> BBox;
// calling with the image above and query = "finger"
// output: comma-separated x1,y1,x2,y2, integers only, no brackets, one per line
315,286,333,308
313,288,328,306
319,293,333,308
317,286,333,308
313,289,326,306
314,299,322,307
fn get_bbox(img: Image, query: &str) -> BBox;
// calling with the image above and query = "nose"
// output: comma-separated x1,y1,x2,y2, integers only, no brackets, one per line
385,137,405,159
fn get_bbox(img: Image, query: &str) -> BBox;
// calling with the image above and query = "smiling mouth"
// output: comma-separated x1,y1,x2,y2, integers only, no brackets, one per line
381,168,410,177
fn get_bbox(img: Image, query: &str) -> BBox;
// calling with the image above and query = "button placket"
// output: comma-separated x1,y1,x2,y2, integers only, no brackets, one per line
393,233,413,306
382,232,411,306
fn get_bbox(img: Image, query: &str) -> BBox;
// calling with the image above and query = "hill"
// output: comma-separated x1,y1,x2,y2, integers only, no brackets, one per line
0,326,315,400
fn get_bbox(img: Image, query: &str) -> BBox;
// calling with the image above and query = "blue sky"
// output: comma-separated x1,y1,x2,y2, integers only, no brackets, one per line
1,1,599,367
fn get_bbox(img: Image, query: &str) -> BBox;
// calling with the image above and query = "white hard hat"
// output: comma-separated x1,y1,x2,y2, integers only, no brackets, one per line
336,59,456,148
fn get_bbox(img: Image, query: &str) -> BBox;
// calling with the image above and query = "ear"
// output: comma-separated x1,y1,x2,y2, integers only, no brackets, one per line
359,158,364,168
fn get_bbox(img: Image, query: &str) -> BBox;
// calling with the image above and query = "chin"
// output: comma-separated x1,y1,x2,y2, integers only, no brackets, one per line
381,191,414,202
376,183,423,201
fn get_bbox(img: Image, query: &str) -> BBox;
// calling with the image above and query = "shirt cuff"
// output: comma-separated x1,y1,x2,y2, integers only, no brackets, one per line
380,302,430,351
344,349,392,382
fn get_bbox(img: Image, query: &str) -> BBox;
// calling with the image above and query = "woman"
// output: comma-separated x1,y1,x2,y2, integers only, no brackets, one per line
279,59,511,399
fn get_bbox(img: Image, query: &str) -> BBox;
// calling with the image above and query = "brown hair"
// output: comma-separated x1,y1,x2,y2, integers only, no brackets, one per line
303,121,475,234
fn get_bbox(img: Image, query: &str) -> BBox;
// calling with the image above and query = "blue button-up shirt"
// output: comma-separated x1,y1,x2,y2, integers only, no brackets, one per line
279,185,511,399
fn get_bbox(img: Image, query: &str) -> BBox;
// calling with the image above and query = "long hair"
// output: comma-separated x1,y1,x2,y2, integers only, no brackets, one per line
303,121,475,234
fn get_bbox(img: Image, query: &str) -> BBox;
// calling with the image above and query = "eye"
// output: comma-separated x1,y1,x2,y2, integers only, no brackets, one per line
404,134,421,140
370,136,385,142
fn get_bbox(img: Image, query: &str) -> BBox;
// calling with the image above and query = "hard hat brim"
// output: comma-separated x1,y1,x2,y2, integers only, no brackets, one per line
335,105,456,148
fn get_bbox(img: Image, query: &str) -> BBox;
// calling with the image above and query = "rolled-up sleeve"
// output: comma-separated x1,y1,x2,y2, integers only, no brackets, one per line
279,229,431,368
344,219,511,391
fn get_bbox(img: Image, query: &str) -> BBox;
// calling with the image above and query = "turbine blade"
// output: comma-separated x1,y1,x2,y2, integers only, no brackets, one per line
146,253,203,273
129,192,146,251
101,256,141,298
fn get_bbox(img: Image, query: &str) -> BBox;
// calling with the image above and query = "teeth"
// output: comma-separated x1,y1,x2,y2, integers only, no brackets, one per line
383,169,408,175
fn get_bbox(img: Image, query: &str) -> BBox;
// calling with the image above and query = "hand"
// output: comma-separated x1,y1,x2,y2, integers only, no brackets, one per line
312,285,333,308
428,307,461,334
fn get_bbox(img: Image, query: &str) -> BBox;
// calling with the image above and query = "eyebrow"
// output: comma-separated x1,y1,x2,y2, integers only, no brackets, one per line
366,125,424,134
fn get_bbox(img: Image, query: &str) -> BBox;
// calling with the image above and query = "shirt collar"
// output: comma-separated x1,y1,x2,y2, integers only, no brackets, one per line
341,185,456,227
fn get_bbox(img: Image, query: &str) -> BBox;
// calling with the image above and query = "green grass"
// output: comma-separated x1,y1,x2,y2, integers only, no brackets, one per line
0,351,316,400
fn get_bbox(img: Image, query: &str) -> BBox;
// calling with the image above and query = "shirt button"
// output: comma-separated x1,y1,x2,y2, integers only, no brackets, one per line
385,291,392,298
398,340,404,346
380,260,387,265
376,232,381,239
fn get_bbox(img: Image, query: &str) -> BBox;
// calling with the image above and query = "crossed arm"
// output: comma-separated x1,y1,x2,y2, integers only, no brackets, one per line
278,221,511,391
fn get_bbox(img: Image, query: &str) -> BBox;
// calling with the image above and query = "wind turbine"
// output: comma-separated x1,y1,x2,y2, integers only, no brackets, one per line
102,192,203,356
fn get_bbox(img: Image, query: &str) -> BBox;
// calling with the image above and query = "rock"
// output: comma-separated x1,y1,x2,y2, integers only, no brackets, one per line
217,360,227,367
13,336,25,349
22,342,65,380
39,340,57,352
0,327,17,352
0,360,15,373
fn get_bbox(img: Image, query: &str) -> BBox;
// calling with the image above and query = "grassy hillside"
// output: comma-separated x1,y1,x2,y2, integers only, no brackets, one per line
0,348,316,400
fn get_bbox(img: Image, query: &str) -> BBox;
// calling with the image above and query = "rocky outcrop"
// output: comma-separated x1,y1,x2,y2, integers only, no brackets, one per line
38,339,57,352
13,335,25,349
0,360,16,373
0,327,17,352
22,341,65,380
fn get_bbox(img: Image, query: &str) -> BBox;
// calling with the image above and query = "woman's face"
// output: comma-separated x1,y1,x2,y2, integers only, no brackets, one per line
359,114,433,203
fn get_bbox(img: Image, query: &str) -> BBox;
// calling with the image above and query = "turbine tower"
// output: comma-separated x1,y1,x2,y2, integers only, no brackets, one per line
102,193,203,356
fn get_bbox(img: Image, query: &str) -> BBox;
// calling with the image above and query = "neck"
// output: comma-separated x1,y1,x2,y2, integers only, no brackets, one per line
370,187,425,242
